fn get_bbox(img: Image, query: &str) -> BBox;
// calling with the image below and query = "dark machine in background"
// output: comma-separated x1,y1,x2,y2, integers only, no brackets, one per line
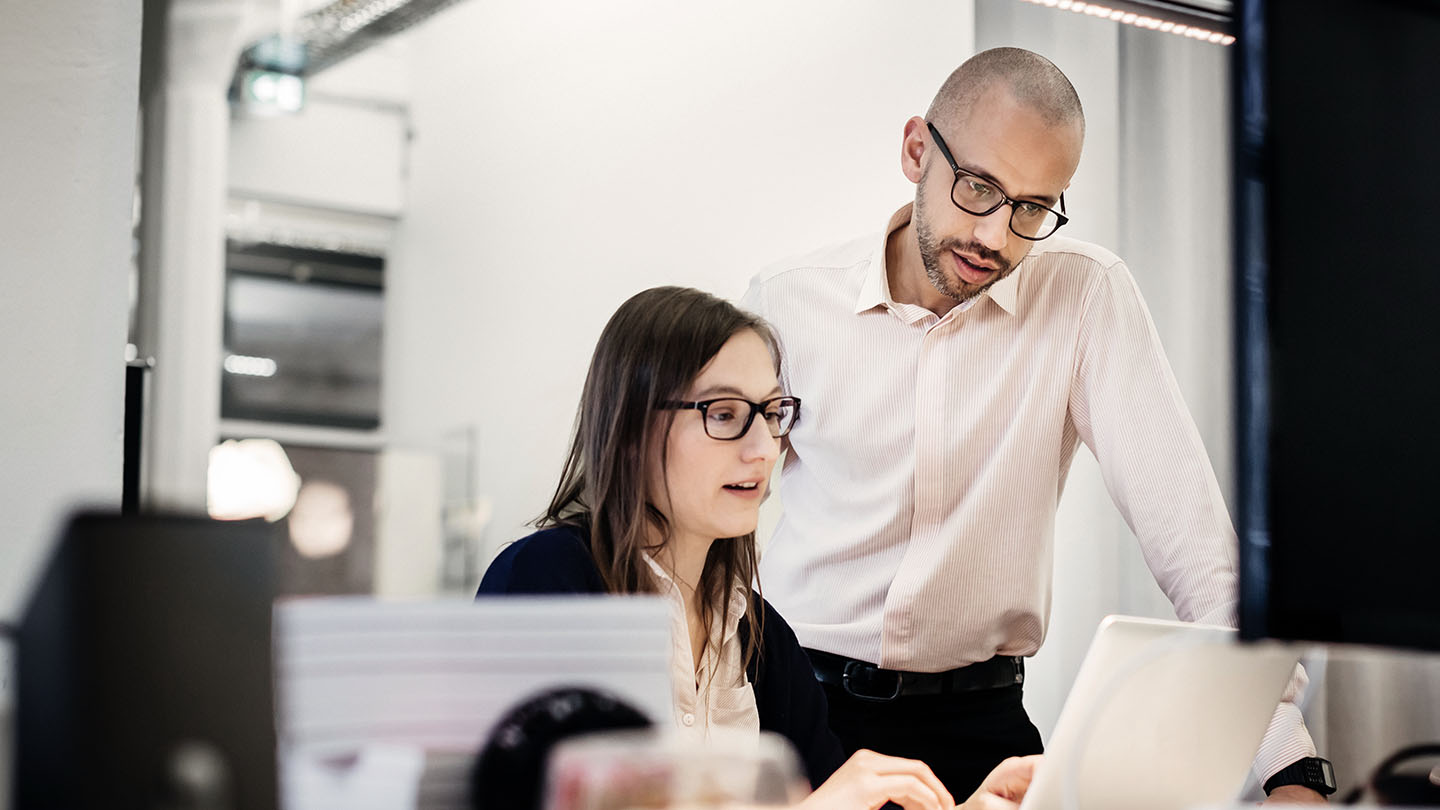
1235,0,1440,652
222,240,383,430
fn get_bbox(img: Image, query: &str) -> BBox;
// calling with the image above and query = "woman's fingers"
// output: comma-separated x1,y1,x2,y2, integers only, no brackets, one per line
977,755,1042,801
802,749,956,810
962,754,1044,810
865,773,952,810
849,749,956,808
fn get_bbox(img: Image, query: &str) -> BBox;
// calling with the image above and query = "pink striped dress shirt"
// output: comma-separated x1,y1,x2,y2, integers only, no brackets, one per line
741,203,1314,782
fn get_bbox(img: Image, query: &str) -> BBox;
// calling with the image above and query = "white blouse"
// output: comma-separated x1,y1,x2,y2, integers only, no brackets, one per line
641,553,761,745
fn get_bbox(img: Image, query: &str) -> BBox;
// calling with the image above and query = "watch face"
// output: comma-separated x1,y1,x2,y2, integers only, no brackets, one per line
1302,758,1337,792
1270,758,1338,795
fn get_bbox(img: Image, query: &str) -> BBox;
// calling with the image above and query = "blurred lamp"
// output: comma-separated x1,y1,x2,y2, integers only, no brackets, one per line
288,480,354,559
208,438,302,522
236,69,305,115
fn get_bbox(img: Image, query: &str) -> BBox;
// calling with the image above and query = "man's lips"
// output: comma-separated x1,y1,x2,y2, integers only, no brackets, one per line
952,250,999,285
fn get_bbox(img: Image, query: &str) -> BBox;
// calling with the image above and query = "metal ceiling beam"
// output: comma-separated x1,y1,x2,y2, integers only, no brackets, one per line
294,0,469,76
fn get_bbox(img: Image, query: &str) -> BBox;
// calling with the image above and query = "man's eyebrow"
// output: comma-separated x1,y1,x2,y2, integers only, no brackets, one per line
956,161,1060,208
692,384,785,399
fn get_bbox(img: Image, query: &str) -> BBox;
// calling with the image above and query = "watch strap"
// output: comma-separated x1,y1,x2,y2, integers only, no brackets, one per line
1264,757,1338,796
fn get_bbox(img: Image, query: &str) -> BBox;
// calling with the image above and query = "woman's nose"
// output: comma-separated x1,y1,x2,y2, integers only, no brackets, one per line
739,416,781,462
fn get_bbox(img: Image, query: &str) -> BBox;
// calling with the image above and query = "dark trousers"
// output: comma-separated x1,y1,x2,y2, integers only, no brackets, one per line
820,679,1043,801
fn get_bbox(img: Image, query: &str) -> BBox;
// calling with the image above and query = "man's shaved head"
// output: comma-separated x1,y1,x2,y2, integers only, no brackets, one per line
926,47,1085,142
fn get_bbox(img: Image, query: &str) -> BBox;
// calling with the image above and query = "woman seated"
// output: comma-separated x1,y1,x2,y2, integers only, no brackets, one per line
478,286,1037,810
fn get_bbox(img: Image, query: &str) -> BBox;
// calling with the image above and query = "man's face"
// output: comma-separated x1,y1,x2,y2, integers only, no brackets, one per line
912,85,1082,303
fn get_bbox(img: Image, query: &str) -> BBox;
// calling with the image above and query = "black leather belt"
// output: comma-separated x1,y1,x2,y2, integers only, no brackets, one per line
806,648,1024,703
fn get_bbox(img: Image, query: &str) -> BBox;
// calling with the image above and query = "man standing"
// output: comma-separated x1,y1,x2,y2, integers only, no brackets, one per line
743,48,1330,804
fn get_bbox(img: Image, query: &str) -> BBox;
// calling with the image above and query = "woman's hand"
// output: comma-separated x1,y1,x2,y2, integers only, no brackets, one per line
958,755,1043,810
797,749,956,810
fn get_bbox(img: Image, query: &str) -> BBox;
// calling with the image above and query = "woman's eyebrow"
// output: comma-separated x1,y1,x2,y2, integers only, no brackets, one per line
692,384,785,399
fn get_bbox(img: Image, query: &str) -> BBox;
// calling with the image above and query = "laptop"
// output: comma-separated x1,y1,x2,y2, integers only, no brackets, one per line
1018,615,1300,810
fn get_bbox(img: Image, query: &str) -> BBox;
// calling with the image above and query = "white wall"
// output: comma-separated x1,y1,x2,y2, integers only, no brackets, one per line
0,1,141,798
0,1,142,620
228,42,412,216
385,0,979,572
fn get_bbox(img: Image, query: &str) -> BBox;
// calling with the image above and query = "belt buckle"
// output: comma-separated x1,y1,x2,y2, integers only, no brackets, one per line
842,660,903,703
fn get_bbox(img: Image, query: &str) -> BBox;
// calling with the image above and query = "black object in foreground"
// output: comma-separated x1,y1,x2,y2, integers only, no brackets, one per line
471,687,653,810
15,512,278,810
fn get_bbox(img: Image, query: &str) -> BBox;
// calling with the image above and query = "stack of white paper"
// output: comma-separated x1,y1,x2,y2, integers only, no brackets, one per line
274,595,673,810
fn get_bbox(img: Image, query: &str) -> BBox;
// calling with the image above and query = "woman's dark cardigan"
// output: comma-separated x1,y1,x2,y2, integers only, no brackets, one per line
476,526,845,788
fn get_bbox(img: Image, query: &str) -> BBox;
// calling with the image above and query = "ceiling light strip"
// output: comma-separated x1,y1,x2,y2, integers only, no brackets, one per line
1014,0,1237,45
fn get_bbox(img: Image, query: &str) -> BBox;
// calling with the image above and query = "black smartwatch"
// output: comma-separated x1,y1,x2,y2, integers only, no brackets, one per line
1264,757,1337,797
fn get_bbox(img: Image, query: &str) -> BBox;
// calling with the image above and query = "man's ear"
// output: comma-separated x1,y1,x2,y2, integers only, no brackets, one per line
900,116,927,184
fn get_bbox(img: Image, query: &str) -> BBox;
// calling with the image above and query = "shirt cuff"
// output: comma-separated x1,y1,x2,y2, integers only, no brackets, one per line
1252,664,1319,784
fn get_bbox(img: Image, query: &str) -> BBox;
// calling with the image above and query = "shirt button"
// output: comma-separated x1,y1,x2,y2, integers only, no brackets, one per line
682,712,696,727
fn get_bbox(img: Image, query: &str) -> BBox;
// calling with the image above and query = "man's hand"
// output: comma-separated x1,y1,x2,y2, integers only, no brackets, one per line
960,755,1042,810
1261,785,1328,804
798,749,955,810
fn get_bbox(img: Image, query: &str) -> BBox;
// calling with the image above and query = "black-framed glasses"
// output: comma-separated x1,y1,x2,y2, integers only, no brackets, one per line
925,121,1069,241
659,396,802,440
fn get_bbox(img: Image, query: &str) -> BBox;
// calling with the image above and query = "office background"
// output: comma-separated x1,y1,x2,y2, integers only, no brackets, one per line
1,0,1436,801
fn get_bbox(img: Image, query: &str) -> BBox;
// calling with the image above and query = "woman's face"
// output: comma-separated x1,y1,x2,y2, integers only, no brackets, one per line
650,328,784,547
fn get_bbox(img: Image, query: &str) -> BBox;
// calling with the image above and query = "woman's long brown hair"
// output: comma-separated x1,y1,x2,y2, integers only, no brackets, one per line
538,286,780,670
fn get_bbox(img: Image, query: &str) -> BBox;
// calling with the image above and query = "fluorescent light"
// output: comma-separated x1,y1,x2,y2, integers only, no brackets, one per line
1012,0,1234,45
224,354,278,377
235,69,306,115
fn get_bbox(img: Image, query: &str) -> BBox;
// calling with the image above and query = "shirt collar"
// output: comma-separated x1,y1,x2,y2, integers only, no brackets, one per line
987,259,1021,315
854,202,1020,318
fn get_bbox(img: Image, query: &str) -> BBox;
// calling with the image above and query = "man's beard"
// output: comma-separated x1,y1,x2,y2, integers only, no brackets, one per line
914,190,1015,303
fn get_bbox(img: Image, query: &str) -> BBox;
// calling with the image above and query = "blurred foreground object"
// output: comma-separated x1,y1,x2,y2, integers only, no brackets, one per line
15,512,277,809
543,729,809,810
274,596,671,809
472,688,653,810
1340,744,1440,806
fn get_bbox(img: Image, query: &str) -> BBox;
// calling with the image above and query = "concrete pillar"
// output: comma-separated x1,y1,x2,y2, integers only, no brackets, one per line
134,0,251,510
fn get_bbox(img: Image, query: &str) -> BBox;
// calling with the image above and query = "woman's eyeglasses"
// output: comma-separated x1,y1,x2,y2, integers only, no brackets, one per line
659,396,801,440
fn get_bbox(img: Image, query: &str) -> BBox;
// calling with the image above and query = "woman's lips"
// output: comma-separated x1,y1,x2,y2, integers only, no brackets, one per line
953,250,997,285
722,482,765,499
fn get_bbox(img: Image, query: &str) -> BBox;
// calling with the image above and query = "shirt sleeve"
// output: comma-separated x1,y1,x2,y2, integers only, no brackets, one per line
1067,260,1316,782
739,273,766,318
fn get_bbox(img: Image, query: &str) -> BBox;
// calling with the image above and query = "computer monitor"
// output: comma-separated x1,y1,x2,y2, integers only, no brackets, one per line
1235,0,1440,651
14,513,278,809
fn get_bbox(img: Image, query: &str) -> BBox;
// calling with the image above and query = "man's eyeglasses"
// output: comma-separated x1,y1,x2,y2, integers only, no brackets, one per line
925,121,1069,241
660,396,802,441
